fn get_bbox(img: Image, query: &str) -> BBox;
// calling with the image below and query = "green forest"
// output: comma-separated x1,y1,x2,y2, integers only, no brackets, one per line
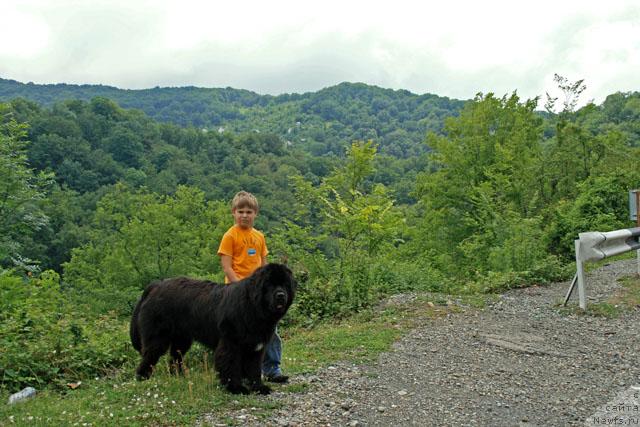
2,76,640,394
0,78,464,158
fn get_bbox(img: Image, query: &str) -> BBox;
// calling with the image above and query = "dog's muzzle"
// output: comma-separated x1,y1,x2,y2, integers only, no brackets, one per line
275,291,287,309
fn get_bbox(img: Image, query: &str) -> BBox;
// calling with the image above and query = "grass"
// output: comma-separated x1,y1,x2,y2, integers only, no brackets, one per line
284,295,455,374
587,249,638,267
589,274,640,317
0,292,470,427
562,273,640,318
0,352,276,426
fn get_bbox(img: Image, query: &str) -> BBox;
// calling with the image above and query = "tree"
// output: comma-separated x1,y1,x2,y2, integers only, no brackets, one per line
546,170,640,258
273,141,403,317
342,140,377,194
544,73,586,115
103,126,145,168
542,76,639,204
63,184,229,295
0,104,53,268
412,93,555,279
543,76,591,201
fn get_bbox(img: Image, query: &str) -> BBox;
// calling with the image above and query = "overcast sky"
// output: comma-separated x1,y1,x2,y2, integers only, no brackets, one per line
1,0,639,108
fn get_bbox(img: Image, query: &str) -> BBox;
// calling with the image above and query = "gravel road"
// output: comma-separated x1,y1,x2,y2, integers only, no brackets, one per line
200,259,640,426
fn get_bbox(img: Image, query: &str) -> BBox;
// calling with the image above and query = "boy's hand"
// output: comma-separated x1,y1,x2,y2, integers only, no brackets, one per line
220,255,240,282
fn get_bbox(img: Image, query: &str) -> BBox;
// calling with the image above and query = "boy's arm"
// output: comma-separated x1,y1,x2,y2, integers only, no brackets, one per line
261,235,268,266
220,255,240,283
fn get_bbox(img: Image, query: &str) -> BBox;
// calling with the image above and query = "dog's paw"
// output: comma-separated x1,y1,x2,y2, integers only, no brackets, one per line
135,368,152,381
253,384,272,395
227,384,250,395
264,374,289,383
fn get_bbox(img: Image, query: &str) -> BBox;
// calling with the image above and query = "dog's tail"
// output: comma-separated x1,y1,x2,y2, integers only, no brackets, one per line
129,283,157,353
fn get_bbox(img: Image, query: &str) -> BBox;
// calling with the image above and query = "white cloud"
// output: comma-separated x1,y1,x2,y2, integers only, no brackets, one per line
1,0,639,107
0,3,50,57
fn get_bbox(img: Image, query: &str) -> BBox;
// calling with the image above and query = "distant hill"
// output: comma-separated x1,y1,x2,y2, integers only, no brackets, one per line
0,78,466,157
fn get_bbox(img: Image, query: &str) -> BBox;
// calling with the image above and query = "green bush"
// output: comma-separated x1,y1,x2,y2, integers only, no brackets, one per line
461,255,570,294
284,254,448,327
546,171,639,259
0,270,133,392
285,261,382,327
63,184,228,296
371,259,446,294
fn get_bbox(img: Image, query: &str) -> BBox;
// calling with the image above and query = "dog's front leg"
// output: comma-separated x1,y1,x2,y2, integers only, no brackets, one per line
215,341,249,394
245,349,271,395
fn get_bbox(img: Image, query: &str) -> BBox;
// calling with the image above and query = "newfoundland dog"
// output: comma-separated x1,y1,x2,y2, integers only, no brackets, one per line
130,263,296,395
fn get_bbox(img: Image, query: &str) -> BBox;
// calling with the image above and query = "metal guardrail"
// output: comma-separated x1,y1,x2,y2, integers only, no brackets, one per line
578,229,640,262
564,227,640,309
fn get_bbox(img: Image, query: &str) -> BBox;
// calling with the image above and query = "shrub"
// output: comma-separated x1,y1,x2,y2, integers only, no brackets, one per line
546,171,639,259
0,271,133,392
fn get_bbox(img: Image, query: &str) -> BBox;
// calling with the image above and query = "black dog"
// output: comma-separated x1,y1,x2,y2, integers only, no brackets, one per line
130,263,296,394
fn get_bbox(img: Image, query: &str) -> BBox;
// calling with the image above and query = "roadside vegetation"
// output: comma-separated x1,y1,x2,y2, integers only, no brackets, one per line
0,293,462,426
2,76,640,423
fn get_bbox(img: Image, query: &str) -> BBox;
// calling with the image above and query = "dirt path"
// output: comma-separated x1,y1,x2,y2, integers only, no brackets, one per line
201,259,640,426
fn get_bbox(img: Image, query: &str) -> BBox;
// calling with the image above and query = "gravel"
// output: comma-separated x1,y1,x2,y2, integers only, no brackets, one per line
199,259,640,426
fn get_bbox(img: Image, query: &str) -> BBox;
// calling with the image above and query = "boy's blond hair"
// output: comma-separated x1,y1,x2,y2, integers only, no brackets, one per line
231,191,259,212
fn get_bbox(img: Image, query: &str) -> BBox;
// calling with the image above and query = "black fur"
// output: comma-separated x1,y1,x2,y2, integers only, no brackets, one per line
129,263,296,395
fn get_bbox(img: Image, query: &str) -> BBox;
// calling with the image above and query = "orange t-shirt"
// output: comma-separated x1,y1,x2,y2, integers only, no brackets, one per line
217,225,268,283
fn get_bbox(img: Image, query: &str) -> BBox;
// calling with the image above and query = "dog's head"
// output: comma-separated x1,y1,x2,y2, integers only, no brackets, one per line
255,263,297,316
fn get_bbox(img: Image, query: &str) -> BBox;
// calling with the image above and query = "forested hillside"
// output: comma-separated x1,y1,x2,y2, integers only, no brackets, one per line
0,78,464,157
1,77,640,392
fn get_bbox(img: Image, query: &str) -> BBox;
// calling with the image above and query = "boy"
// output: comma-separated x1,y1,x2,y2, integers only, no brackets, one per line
217,191,288,383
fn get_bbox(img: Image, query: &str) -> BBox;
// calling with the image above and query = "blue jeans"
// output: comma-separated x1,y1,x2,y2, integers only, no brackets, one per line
262,328,282,376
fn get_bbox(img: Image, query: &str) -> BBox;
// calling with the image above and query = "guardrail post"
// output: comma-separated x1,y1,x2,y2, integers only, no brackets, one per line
575,239,587,310
636,191,640,276
567,227,640,309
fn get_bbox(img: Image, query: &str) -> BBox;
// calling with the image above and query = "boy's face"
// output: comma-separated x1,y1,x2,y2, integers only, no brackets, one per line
232,206,257,229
